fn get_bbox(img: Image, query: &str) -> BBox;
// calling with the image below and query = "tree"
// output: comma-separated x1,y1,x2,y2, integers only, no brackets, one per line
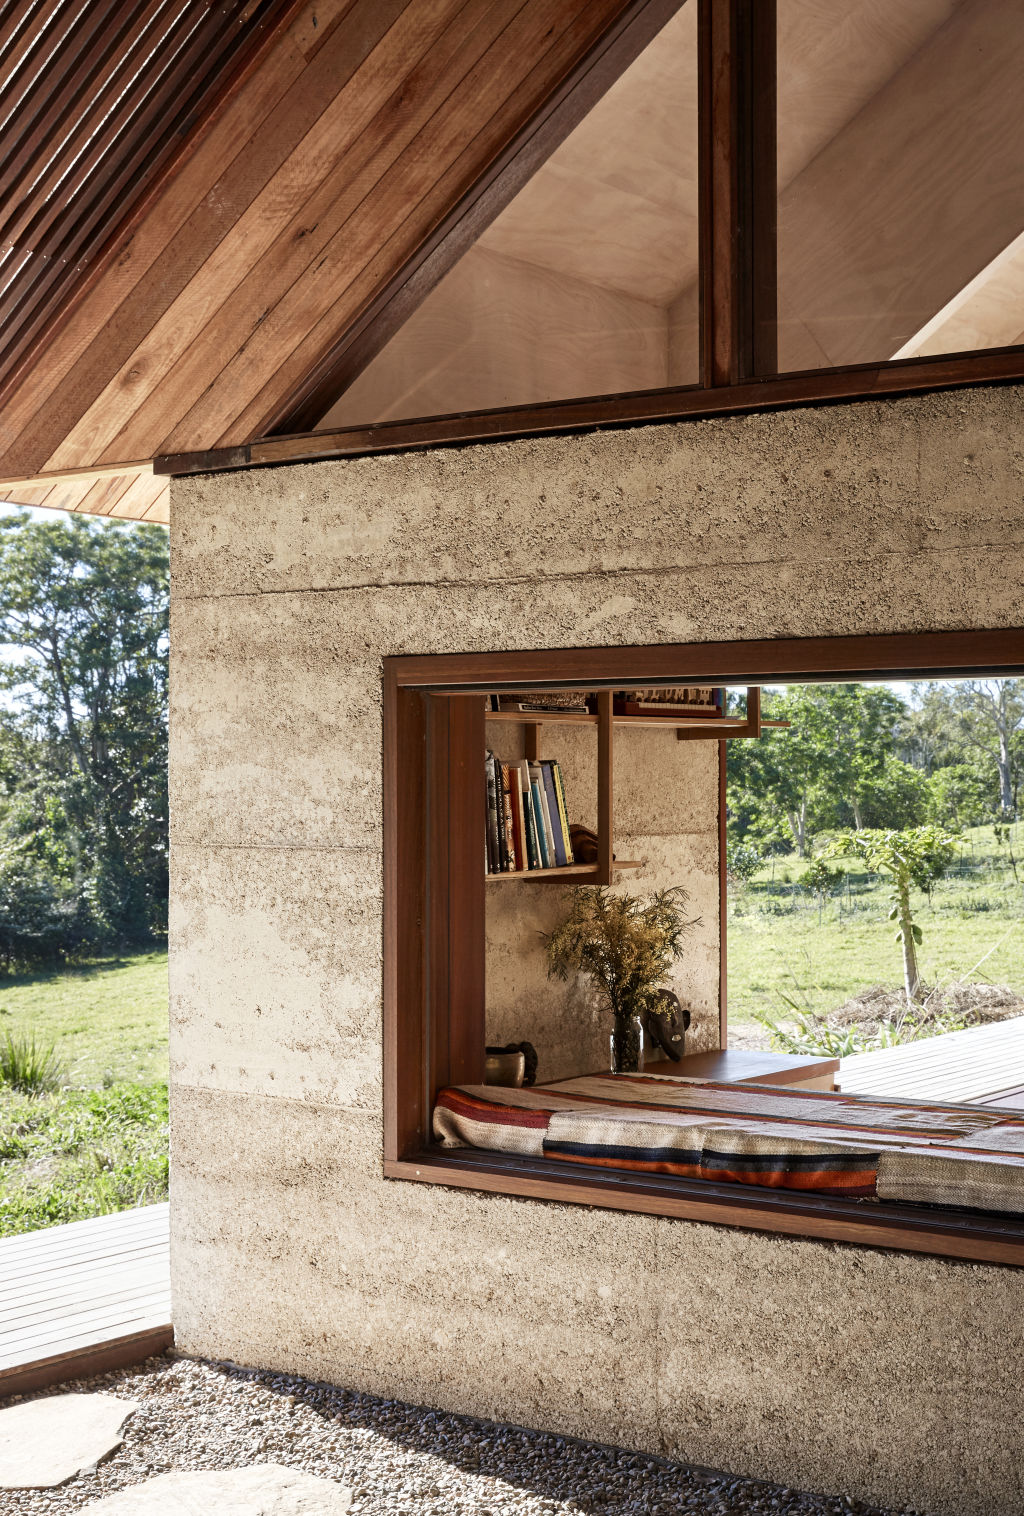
925,763,990,830
821,826,958,1005
727,684,907,855
854,754,928,830
911,680,1024,817
0,513,168,949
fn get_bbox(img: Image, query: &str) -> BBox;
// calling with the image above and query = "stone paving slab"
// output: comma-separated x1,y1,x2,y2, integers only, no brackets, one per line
0,1393,139,1488
81,1463,353,1513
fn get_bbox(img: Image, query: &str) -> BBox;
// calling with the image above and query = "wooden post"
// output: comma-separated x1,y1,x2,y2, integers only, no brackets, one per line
700,0,777,385
426,693,486,1103
597,690,614,885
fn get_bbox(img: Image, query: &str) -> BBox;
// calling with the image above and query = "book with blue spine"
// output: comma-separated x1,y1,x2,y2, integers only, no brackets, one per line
529,764,553,867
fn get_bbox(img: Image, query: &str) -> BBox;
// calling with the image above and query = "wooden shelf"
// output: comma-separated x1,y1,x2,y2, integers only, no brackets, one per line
486,709,595,724
486,860,642,883
485,706,788,737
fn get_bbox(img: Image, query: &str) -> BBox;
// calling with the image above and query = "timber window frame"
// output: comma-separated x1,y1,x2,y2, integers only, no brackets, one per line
383,628,1024,1269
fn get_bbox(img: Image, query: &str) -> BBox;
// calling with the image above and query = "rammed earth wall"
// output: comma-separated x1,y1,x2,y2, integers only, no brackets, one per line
169,383,1024,1516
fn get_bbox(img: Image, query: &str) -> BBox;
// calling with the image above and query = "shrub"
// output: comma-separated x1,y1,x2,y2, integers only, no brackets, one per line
726,841,764,885
799,857,844,898
755,1003,969,1058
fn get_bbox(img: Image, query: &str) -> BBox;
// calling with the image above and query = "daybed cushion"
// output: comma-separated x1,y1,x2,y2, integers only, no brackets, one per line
433,1073,1024,1214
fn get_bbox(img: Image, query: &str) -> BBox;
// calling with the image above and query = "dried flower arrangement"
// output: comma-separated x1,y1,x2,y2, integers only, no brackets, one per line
544,886,700,1071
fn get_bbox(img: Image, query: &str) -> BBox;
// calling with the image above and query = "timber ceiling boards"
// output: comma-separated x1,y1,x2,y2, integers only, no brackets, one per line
0,0,651,518
0,0,293,409
0,468,168,521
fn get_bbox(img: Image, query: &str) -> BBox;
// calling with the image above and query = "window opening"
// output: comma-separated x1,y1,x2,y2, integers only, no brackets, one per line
727,675,1024,1113
775,0,1024,371
318,3,699,428
385,638,1024,1264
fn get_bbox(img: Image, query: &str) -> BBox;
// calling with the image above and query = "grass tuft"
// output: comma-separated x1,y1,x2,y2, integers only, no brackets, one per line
0,1031,65,1093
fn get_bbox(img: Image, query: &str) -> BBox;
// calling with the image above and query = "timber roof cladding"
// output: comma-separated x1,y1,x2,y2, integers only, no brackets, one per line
0,0,296,520
0,0,659,521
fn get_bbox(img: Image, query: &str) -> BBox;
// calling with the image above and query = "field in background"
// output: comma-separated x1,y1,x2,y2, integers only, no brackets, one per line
728,821,1024,1027
0,950,168,1236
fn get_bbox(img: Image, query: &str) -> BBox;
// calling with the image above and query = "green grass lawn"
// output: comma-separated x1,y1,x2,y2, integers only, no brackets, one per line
0,950,168,1085
728,822,1024,1026
0,949,168,1237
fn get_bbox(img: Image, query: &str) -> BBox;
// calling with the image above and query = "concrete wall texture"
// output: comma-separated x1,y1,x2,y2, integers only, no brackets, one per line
169,383,1024,1516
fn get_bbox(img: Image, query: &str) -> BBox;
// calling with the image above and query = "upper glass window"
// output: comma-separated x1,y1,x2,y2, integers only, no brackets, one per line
776,0,1024,372
319,3,698,429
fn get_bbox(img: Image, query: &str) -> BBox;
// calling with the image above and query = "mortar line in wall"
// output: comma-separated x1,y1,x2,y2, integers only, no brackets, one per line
171,1080,381,1120
168,540,1016,604
169,841,380,852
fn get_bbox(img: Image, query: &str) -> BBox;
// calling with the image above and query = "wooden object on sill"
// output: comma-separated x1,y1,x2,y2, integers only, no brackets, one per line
639,1048,840,1092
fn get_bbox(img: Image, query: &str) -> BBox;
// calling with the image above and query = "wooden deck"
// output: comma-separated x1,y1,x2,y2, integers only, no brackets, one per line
0,1204,171,1399
840,1016,1024,1108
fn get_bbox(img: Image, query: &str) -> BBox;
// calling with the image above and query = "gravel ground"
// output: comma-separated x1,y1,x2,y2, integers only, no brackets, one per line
2,1353,927,1516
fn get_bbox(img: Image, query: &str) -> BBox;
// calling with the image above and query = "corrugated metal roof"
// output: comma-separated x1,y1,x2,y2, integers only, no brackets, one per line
0,0,292,397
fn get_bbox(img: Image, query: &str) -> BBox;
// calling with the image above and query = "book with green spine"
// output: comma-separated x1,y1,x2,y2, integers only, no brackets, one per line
551,760,575,864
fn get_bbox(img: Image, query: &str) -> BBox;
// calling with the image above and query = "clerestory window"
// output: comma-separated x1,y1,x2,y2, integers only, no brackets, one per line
284,0,1024,446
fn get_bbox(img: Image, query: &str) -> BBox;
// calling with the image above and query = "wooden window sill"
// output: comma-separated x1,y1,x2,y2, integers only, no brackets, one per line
384,1148,1024,1269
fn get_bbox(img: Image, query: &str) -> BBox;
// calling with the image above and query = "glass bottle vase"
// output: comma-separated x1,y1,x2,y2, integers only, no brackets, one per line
609,1014,645,1074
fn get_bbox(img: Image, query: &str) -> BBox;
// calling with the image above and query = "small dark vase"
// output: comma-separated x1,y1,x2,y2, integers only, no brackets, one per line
609,1013,644,1074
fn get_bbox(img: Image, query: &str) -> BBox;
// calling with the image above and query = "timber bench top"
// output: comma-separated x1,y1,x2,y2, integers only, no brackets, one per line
641,1048,840,1086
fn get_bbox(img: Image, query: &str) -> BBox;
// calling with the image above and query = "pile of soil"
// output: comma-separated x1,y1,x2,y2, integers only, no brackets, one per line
728,982,1024,1053
826,981,1024,1035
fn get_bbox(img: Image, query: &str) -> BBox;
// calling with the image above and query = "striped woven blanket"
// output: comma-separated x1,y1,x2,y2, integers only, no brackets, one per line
433,1074,1024,1214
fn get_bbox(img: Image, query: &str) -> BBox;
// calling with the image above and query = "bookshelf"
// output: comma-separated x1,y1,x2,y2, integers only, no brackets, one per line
485,687,789,739
484,686,786,885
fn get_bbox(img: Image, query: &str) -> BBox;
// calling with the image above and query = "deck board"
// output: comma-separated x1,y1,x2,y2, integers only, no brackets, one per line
840,1017,1024,1107
0,1204,171,1397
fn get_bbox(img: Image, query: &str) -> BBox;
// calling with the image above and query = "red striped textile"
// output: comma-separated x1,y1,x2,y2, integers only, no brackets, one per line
432,1076,1024,1213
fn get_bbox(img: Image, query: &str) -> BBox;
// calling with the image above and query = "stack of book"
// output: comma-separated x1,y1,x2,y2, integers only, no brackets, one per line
485,752,575,874
486,693,590,715
613,686,724,718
